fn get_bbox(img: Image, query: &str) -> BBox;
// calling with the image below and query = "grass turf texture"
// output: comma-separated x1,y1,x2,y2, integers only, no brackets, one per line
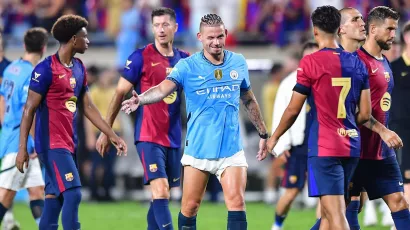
14,201,390,229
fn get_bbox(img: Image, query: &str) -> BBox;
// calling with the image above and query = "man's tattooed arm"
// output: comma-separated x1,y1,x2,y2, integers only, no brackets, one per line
363,115,386,134
139,80,177,105
240,90,267,135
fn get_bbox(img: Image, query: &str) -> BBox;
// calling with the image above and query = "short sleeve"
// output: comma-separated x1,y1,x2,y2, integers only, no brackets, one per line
293,57,311,95
121,50,143,85
239,55,251,92
20,76,30,104
356,58,370,90
166,59,187,89
29,61,52,96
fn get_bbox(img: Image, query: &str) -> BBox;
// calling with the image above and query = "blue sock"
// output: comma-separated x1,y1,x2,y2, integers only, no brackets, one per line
178,211,196,230
153,199,173,230
227,211,247,230
148,201,159,230
62,188,82,230
274,213,287,227
0,202,8,223
310,218,321,230
30,199,44,226
39,198,62,230
391,209,410,230
346,201,360,230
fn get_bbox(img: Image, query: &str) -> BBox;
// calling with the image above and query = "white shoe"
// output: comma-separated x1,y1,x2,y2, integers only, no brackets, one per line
380,202,394,227
363,200,378,226
271,224,282,230
2,219,20,230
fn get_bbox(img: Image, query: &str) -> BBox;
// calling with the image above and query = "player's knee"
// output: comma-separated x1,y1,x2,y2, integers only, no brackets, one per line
285,188,300,201
151,180,170,199
182,200,201,217
63,187,82,205
225,194,245,211
28,186,45,200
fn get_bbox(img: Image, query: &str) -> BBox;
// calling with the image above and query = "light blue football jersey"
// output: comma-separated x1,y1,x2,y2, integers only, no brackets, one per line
166,50,251,159
0,59,34,158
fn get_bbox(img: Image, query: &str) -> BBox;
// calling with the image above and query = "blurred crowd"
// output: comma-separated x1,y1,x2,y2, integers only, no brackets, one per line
2,0,410,49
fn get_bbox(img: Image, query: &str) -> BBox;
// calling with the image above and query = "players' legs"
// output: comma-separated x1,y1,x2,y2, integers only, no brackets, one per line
0,188,17,222
137,142,177,230
61,187,82,230
319,195,349,230
273,152,307,229
220,166,247,230
383,192,410,230
273,188,300,229
345,195,361,230
40,194,62,230
27,186,45,225
179,166,209,230
404,184,410,206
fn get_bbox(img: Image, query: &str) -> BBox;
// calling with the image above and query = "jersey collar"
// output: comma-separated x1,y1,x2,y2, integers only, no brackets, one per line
359,46,384,61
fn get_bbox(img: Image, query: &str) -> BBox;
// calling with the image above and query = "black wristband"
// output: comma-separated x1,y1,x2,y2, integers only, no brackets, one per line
259,133,268,139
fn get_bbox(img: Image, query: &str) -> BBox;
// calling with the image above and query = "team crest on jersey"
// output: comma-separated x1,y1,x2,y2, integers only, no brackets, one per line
384,72,391,82
163,91,177,104
230,70,239,80
70,77,76,88
65,172,74,181
214,69,223,80
65,96,78,113
166,67,173,75
380,92,391,112
149,164,158,172
289,175,297,184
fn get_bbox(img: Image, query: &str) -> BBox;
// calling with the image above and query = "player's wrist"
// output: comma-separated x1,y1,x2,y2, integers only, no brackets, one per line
259,132,269,139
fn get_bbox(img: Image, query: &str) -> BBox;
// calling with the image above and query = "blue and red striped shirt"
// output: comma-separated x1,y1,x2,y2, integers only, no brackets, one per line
294,48,369,158
356,47,395,160
29,54,88,154
122,44,189,148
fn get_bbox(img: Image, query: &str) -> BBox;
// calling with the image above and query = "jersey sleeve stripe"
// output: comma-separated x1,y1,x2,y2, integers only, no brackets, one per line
293,83,310,95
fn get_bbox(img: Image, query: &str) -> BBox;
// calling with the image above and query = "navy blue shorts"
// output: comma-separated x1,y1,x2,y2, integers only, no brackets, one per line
308,157,359,198
38,148,81,197
350,156,404,200
136,142,182,187
282,145,308,190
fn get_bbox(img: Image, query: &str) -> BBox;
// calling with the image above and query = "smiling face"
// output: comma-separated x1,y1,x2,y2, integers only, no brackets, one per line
340,8,366,41
197,24,227,56
152,14,178,46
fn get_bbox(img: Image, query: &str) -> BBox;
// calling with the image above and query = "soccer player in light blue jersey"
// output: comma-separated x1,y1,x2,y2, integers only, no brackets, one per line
121,13,268,230
0,28,48,228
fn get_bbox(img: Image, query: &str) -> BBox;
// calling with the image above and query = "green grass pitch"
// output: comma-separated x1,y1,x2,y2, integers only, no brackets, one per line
14,201,390,229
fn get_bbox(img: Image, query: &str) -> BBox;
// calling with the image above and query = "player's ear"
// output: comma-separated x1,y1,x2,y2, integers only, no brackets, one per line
224,29,228,37
197,32,202,42
313,27,319,37
174,23,179,33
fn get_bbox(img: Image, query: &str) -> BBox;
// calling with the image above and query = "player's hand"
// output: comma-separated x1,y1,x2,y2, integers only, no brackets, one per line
15,149,29,173
266,136,278,157
96,133,110,156
257,138,268,161
110,136,128,156
121,90,140,115
380,128,403,149
29,151,38,159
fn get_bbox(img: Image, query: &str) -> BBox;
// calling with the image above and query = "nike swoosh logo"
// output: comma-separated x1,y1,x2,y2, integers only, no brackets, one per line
162,223,171,227
152,62,161,67
59,74,65,79
198,76,205,80
371,68,378,73
173,178,180,182
399,182,404,186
